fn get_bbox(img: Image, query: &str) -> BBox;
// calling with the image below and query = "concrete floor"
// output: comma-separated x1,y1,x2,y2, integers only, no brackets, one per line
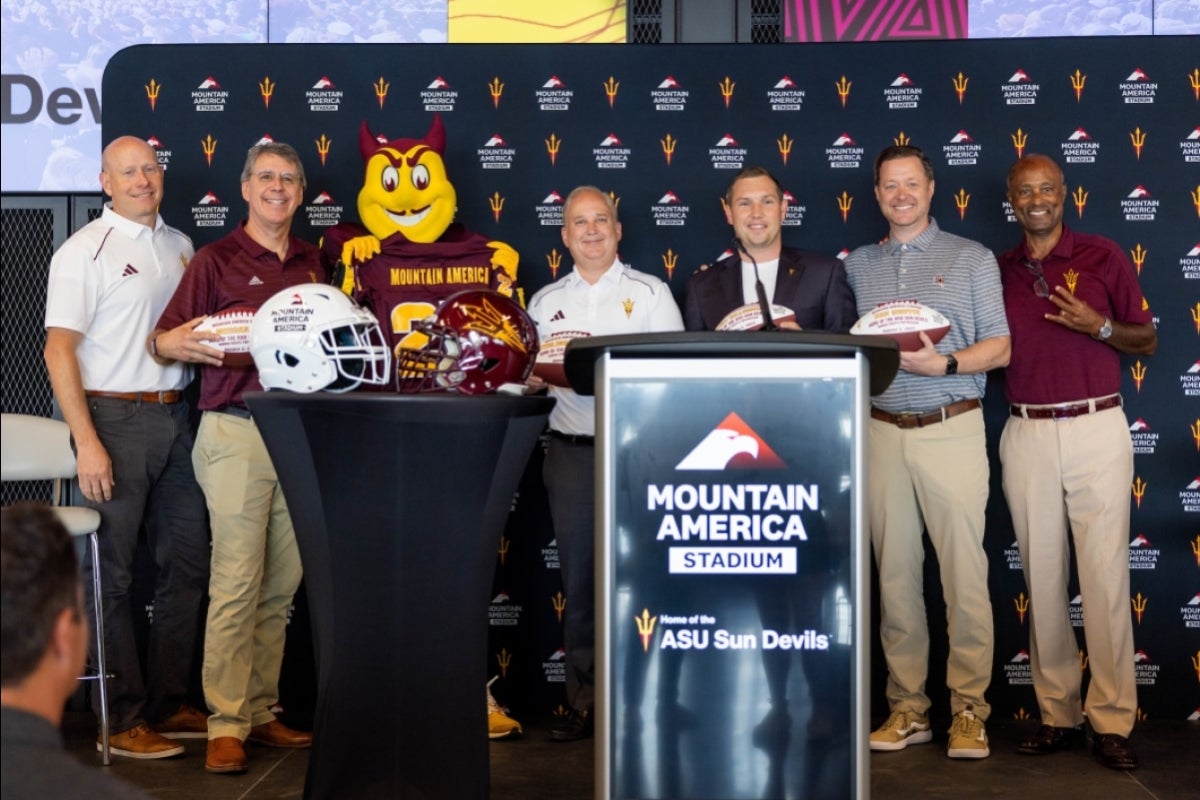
55,711,1199,799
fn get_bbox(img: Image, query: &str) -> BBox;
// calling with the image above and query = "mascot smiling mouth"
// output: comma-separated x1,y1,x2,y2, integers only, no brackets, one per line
388,206,432,226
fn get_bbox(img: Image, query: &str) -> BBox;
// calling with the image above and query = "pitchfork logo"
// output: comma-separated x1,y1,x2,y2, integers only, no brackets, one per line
675,413,785,470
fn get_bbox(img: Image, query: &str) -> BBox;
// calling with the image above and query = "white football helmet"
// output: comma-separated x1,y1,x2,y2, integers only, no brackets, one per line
250,284,391,393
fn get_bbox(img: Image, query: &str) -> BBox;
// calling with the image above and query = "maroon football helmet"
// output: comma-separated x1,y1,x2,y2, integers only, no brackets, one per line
395,289,539,394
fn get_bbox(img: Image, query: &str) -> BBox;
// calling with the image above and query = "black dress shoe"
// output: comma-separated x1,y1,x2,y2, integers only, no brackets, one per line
1017,724,1084,755
550,708,593,742
1093,733,1139,770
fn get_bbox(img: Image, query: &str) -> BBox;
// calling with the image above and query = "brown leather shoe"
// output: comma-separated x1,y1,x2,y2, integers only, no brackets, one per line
101,722,185,759
1017,724,1084,755
205,737,248,774
1093,733,1139,770
152,704,209,739
247,718,313,748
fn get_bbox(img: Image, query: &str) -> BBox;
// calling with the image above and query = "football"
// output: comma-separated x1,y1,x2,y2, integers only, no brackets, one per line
715,302,798,332
195,306,257,367
850,300,950,351
532,330,589,388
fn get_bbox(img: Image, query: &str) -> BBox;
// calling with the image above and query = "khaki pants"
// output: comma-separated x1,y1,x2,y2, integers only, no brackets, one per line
868,408,993,719
1000,406,1135,736
193,411,302,739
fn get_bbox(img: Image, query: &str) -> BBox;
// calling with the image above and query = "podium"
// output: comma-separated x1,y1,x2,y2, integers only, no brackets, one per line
564,332,898,800
243,392,554,800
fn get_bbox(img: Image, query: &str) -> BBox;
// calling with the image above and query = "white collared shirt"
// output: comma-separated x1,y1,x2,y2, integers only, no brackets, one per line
526,259,684,435
45,204,194,391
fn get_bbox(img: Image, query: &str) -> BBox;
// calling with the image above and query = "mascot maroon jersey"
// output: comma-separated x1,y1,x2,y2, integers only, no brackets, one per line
323,221,515,354
322,114,520,362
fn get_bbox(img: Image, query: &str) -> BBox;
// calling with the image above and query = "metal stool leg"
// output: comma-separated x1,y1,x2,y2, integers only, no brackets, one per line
88,530,111,766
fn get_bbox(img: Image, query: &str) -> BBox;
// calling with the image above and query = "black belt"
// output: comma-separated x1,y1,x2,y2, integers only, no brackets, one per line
548,429,594,446
86,390,182,405
1010,394,1121,420
213,406,252,420
870,398,981,429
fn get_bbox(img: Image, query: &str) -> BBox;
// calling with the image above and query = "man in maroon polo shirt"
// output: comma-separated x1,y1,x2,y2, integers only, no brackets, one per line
153,141,322,774
998,153,1156,771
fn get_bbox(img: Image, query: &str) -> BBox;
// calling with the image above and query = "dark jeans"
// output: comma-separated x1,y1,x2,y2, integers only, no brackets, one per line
76,397,209,733
543,437,595,713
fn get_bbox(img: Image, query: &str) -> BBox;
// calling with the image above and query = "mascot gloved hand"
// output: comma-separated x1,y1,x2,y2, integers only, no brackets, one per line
321,113,520,359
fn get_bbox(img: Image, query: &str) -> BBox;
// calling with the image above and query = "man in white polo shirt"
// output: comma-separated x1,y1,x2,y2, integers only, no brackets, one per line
526,185,684,741
43,135,210,759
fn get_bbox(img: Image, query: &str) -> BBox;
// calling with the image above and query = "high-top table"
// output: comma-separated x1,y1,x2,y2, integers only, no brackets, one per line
244,392,554,800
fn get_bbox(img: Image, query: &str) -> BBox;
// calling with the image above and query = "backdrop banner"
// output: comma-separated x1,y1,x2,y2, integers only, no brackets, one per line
103,39,1198,722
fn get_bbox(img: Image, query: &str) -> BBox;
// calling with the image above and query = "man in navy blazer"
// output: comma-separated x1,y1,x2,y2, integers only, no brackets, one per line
685,166,857,333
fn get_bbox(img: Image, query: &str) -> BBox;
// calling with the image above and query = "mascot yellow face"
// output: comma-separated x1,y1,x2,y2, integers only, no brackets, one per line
356,115,456,244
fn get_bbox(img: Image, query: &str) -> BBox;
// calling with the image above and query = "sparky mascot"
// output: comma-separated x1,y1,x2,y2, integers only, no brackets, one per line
322,114,520,361
320,114,525,740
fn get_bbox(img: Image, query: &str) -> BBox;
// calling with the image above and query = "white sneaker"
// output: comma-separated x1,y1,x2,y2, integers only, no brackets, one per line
870,709,933,751
947,708,989,759
487,676,522,740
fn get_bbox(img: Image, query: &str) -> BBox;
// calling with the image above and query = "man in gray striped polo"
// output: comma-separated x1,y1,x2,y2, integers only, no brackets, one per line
845,144,1010,760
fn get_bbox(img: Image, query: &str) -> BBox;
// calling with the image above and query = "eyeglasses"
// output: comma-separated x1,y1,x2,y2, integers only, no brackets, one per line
1025,259,1050,298
251,170,300,187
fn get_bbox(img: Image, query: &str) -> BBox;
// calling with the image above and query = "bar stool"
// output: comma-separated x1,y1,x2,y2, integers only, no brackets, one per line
1,413,111,765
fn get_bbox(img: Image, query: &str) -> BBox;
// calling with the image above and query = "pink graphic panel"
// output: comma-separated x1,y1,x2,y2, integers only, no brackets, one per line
786,0,968,42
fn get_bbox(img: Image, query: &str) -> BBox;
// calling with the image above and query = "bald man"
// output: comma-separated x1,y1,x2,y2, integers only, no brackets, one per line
44,136,210,759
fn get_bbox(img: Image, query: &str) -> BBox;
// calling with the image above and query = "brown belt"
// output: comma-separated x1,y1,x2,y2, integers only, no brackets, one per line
86,390,182,405
1010,394,1121,420
870,398,981,429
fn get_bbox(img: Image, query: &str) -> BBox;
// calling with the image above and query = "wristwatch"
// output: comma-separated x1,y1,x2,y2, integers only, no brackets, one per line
149,335,160,358
945,354,958,375
1095,318,1113,341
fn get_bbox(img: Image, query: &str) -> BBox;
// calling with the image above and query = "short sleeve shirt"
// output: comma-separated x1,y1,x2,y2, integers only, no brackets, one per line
998,225,1151,404
845,218,1009,412
156,222,326,410
45,204,194,392
526,260,684,435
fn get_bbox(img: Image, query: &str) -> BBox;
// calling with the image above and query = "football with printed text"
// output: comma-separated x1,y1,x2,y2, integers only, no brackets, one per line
532,330,590,388
850,300,950,351
715,303,798,331
195,307,256,367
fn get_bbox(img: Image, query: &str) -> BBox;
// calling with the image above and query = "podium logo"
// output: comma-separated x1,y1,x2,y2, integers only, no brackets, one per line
676,413,785,470
635,608,658,652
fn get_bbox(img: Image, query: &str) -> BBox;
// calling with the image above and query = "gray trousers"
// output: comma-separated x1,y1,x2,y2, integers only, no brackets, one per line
543,437,596,713
76,397,209,732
